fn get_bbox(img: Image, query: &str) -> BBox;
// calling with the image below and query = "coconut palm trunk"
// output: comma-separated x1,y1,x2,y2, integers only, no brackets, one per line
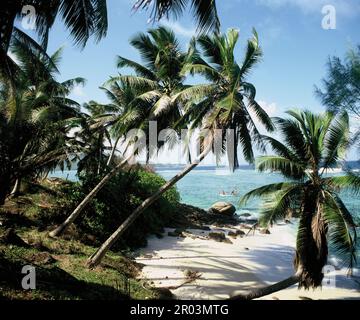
106,136,121,167
10,177,21,196
86,144,212,268
49,157,129,237
229,275,300,300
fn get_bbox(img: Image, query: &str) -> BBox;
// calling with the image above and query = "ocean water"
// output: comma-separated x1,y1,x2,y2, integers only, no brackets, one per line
157,166,360,219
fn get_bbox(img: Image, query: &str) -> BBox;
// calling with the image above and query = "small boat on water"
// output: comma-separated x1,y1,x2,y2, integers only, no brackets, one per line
218,190,238,196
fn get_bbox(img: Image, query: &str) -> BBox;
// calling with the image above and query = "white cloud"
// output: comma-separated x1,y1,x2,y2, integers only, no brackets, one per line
71,84,87,98
254,0,360,17
160,20,196,38
258,100,279,117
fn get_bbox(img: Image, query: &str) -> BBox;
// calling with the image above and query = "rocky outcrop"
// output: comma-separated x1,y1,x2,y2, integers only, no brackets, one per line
209,232,226,242
168,203,239,229
168,228,186,237
208,232,232,244
208,202,236,216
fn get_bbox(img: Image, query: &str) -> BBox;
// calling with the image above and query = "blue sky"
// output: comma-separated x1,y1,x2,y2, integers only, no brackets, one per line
22,0,360,163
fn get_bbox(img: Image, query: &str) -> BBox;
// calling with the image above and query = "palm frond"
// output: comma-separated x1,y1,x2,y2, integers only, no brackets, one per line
256,156,306,180
240,28,262,77
322,111,349,169
327,172,360,195
248,99,274,132
117,56,157,80
240,182,298,206
59,0,108,47
133,0,220,33
323,191,357,270
259,184,302,227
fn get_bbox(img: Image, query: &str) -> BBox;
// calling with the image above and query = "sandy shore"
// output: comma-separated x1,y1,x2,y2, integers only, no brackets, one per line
135,223,360,300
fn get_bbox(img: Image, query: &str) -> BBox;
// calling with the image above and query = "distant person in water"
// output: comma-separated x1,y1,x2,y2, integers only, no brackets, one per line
220,190,226,195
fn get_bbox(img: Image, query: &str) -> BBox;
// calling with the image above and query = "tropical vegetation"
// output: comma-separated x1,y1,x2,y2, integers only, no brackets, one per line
1,0,359,301
316,46,360,151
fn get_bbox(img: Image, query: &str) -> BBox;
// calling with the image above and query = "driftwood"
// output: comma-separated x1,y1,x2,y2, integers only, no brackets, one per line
165,271,202,290
246,223,259,236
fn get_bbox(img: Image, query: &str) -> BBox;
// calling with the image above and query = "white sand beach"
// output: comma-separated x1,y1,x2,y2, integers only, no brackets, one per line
135,224,360,300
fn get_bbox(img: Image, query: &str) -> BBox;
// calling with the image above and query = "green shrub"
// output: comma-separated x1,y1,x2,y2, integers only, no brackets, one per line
39,168,180,249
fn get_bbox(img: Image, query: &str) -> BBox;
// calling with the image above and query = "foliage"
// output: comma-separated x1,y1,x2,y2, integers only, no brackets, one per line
0,228,158,300
316,46,360,119
316,45,360,151
0,39,84,204
39,169,180,249
107,26,196,162
133,0,219,33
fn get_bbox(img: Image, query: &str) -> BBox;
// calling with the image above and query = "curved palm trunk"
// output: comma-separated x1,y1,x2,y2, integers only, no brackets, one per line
86,145,212,268
49,158,129,237
10,177,21,196
229,275,300,300
106,136,121,167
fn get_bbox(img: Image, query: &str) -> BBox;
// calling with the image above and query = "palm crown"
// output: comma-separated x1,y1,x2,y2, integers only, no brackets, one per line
176,28,274,170
109,26,195,161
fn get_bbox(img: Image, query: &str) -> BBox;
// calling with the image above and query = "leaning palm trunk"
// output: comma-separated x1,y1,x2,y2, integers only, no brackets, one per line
10,178,21,196
106,136,121,167
49,158,129,237
229,275,300,300
86,144,212,268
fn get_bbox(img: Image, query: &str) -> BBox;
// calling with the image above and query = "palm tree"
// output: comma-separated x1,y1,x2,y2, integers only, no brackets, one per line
86,28,274,268
0,41,84,202
49,26,194,237
232,110,359,299
176,28,274,170
74,77,149,177
75,101,114,176
133,0,219,33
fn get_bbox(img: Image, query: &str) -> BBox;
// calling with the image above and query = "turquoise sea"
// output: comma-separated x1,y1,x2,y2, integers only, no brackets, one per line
157,166,359,219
